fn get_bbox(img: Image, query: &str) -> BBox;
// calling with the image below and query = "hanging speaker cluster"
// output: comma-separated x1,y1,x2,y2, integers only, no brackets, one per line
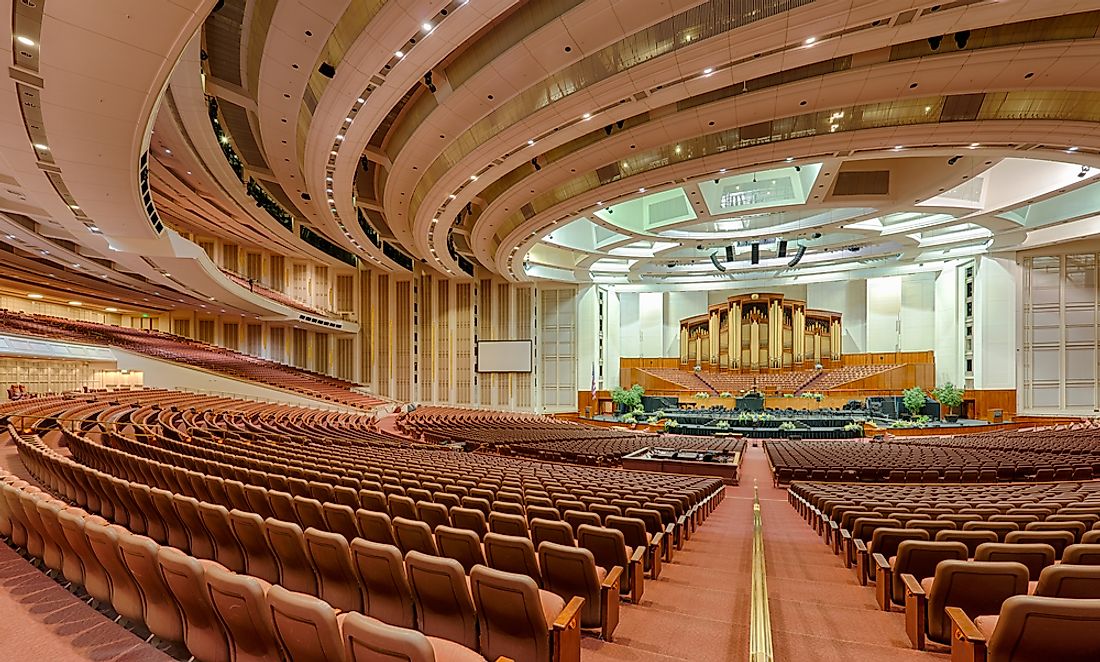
750,243,760,265
787,244,807,267
710,252,727,272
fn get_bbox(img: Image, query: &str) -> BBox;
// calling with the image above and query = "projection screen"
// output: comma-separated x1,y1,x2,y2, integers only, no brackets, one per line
476,340,533,373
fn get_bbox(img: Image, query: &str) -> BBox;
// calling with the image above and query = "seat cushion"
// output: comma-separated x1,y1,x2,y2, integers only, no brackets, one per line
888,555,897,568
428,636,484,662
975,615,998,639
920,576,934,594
538,589,566,626
596,565,607,583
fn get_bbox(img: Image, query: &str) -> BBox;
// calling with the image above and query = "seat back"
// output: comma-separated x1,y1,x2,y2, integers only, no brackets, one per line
564,510,602,532
416,501,450,531
604,515,649,551
1033,564,1100,598
987,596,1100,662
891,540,968,606
294,496,328,532
1062,543,1100,565
974,542,1057,581
263,518,319,596
157,546,230,662
227,509,280,584
450,507,489,538
198,503,246,573
1004,530,1075,557
470,564,553,662
489,511,529,538
577,524,629,572
84,521,145,622
869,528,929,559
935,530,997,558
267,584,347,662
435,525,486,573
404,550,478,650
356,509,396,547
304,528,363,613
484,532,542,585
531,518,575,549
322,502,361,543
203,564,281,661
538,541,602,628
348,539,415,629
393,517,438,556
926,560,1029,645
340,612,437,662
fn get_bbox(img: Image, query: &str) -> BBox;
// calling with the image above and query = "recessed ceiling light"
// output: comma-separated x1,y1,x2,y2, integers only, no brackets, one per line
804,36,816,45
422,22,432,31
164,148,171,154
470,175,478,181
105,307,118,313
639,187,646,193
67,301,82,306
969,142,980,148
186,170,192,175
394,50,404,58
785,157,794,162
16,36,35,47
69,204,79,209
703,67,714,75
894,145,904,150
582,112,591,120
33,143,48,150
27,293,43,299
1067,146,1079,152
527,139,535,145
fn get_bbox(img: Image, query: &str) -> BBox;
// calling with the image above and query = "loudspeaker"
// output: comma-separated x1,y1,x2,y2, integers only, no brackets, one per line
710,253,727,272
750,243,760,265
787,244,806,267
778,239,788,258
725,245,734,262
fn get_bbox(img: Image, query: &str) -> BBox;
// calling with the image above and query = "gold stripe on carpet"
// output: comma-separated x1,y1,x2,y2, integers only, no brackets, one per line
750,480,774,662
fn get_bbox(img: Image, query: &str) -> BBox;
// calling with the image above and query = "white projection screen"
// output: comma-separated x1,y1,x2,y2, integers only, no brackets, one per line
477,340,533,373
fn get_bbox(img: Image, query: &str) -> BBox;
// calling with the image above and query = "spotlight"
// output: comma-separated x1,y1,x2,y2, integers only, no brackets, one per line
947,155,962,166
616,120,624,130
423,72,437,93
318,62,336,78
778,239,788,258
531,157,541,171
811,232,822,239
787,244,807,267
604,125,613,136
710,253,727,272
1079,166,1091,178
927,35,943,50
954,30,970,49
725,245,734,262
750,243,760,265
794,165,801,172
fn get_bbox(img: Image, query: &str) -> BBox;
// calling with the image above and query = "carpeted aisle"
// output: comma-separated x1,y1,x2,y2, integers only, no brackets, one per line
755,444,947,661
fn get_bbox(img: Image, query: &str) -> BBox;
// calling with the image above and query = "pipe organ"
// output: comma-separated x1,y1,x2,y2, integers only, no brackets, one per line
679,293,841,371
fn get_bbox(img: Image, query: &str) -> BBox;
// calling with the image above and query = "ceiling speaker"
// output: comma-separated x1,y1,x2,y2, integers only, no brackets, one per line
725,245,734,262
750,243,760,265
778,239,788,258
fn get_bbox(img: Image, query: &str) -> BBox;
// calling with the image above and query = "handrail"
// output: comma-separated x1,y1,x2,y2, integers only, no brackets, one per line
749,480,773,662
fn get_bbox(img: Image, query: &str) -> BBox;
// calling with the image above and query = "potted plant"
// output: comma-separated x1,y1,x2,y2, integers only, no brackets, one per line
902,386,927,419
620,412,637,427
715,419,730,430
663,419,679,432
719,391,733,398
694,392,711,399
610,384,644,415
933,382,964,423
778,421,797,432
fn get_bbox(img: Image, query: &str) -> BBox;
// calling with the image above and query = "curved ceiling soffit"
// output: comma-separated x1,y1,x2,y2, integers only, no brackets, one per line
397,0,1087,276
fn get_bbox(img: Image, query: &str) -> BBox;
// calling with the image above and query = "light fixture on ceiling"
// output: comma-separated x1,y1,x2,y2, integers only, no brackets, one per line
638,187,645,193
394,50,404,58
67,301,82,306
27,293,43,299
1080,166,1091,178
582,112,591,120
421,22,432,32
164,148,172,154
33,143,48,150
105,307,118,312
785,157,794,162
1067,146,1079,152
803,36,816,46
703,67,713,75
969,142,980,149
527,139,535,146
469,175,478,181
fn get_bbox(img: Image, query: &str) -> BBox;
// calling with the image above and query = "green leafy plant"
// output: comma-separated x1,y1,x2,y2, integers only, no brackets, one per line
903,386,927,417
719,391,733,398
779,421,797,432
933,382,964,417
645,416,660,425
715,419,730,429
694,392,711,399
663,419,679,431
632,404,646,415
620,413,637,424
611,384,645,412
843,422,864,433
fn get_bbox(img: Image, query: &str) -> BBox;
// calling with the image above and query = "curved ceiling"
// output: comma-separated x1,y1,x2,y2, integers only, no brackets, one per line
3,0,1100,307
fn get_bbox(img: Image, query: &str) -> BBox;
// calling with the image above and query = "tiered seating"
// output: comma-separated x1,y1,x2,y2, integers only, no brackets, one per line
789,481,1100,658
0,309,381,408
638,364,901,395
767,435,1100,484
796,364,899,392
703,370,817,394
637,368,714,391
399,406,742,466
2,392,725,661
220,268,336,317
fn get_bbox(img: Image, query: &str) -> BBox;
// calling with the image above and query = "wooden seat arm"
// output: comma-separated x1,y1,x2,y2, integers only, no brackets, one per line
946,607,986,643
664,523,675,536
629,546,646,565
602,565,624,590
495,658,515,662
854,538,867,553
872,552,891,571
650,531,664,549
553,596,585,630
901,573,924,597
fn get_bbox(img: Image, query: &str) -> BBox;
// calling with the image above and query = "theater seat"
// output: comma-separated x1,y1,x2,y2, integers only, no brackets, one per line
267,584,346,662
538,541,621,641
903,559,1029,649
157,546,231,662
470,564,583,662
394,517,439,556
117,533,185,644
947,596,1100,662
1033,564,1100,598
404,551,478,650
484,533,542,585
450,507,489,539
435,526,486,573
202,564,282,662
1062,543,1100,565
349,539,416,629
305,528,364,613
340,612,483,662
974,542,1056,581
228,510,280,585
577,524,644,603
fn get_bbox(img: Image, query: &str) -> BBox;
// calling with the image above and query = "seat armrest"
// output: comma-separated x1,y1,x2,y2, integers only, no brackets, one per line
946,607,985,643
901,573,924,597
553,596,585,630
872,552,890,571
602,565,624,590
854,538,867,553
902,573,927,650
873,553,893,611
494,658,515,662
947,606,988,662
651,531,664,549
854,539,870,585
630,546,645,564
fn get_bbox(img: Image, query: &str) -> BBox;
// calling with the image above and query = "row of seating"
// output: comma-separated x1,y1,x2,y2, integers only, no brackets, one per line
768,437,1099,484
0,468,523,661
789,481,1100,660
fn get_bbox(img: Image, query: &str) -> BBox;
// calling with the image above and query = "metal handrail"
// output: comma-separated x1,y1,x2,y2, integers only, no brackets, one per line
749,479,774,662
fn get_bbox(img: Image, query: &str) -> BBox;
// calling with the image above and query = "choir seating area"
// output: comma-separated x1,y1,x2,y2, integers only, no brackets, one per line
0,310,381,409
636,364,899,395
767,427,1100,485
788,480,1100,659
399,406,743,466
0,390,724,662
